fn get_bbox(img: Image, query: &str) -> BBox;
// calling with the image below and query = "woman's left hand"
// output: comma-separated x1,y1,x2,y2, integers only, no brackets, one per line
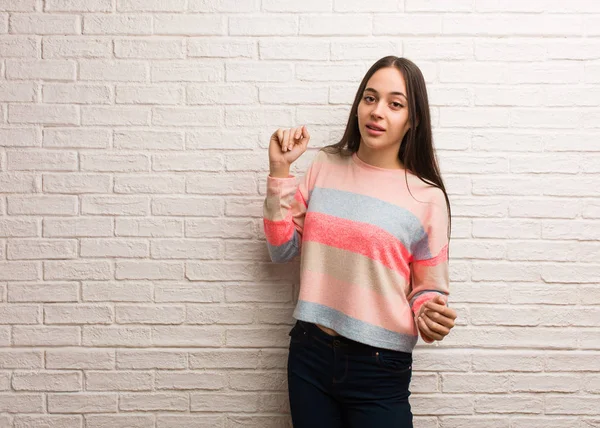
416,294,457,343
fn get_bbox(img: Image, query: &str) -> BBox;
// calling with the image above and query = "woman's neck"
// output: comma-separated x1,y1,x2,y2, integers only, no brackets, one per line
357,143,404,170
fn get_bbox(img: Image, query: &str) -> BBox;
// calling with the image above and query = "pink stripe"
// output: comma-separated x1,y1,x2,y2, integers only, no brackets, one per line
300,269,418,336
303,212,411,279
263,213,295,246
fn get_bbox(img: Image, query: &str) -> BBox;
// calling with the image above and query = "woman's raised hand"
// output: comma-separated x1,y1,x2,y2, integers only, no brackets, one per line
268,125,310,176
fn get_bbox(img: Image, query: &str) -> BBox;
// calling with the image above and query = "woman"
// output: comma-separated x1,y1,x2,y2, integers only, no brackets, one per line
263,56,457,427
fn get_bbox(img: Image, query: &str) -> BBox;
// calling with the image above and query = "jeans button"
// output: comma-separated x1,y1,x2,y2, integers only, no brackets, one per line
333,340,340,347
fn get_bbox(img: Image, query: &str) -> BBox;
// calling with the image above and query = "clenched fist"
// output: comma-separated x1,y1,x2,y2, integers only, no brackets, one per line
268,125,310,177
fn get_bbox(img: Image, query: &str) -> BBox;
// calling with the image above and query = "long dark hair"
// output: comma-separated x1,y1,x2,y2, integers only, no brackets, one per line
322,56,452,256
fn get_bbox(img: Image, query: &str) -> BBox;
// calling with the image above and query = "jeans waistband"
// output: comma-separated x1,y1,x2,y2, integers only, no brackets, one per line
297,319,411,356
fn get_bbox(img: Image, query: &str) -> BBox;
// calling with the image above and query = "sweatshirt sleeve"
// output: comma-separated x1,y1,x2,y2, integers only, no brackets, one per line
407,188,450,317
262,160,315,263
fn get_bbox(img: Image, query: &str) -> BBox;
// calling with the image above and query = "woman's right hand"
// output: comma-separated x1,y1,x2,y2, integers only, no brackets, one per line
268,125,310,174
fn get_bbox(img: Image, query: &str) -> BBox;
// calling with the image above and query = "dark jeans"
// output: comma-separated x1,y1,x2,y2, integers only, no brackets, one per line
287,319,413,428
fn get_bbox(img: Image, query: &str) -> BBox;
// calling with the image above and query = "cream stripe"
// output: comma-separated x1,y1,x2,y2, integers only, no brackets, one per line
301,240,409,298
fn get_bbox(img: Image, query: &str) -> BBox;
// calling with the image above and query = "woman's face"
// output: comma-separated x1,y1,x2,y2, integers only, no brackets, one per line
357,67,411,154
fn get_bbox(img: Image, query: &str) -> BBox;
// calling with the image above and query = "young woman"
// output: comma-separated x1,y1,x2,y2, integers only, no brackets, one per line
263,56,457,427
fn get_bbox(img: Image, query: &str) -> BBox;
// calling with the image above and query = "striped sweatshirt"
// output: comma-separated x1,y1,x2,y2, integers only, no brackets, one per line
263,149,450,352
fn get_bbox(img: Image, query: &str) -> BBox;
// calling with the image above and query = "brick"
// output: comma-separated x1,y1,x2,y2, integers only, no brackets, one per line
82,196,149,215
86,415,154,428
154,14,225,35
83,326,152,346
151,239,222,259
80,238,149,258
330,40,399,61
152,61,223,82
86,371,153,391
43,128,110,148
44,260,112,280
47,393,117,413
155,283,223,303
443,14,583,36
152,197,223,216
14,416,83,428
116,85,182,105
81,106,150,126
12,371,81,392
83,14,152,35
296,63,365,82
44,304,113,324
7,195,78,215
152,153,222,172
152,107,221,126
373,14,442,35
116,218,183,237
116,261,183,280
191,393,258,412
43,84,112,104
118,0,186,11
187,84,257,105
0,304,39,323
45,0,113,12
187,173,257,194
0,394,43,412
0,82,36,102
115,38,184,59
186,219,255,239
114,130,184,150
186,130,257,150
79,60,148,82
0,172,37,192
230,15,297,36
0,0,36,11
0,36,38,57
0,261,41,281
116,305,185,324
334,0,398,11
188,38,255,58
117,350,187,369
152,326,223,347
119,393,188,411
0,219,39,237
225,107,293,126
10,14,80,34
8,239,77,260
80,153,149,172
0,350,43,369
299,14,369,36
155,371,226,390
187,305,254,324
43,37,112,58
189,0,260,12
9,104,78,125
43,173,111,193
8,283,78,303
7,150,77,171
227,62,292,82
12,326,79,346
43,217,113,237
82,281,153,302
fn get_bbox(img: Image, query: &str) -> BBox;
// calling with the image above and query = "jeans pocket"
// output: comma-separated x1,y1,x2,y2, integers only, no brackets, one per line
375,350,412,375
288,321,310,345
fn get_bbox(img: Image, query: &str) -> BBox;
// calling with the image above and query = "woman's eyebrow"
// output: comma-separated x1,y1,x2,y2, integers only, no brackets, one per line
364,87,407,99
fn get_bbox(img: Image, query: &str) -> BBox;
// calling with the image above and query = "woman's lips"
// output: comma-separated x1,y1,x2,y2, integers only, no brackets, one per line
365,125,385,136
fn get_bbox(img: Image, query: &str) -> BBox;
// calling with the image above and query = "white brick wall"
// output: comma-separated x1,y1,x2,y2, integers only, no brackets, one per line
0,1,598,426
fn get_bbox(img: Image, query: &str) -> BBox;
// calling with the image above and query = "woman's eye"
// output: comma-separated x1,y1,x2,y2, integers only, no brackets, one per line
392,102,404,108
364,96,375,102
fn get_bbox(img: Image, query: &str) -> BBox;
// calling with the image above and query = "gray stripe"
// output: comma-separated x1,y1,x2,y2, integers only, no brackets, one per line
308,187,432,259
409,289,448,306
293,300,418,353
267,230,300,263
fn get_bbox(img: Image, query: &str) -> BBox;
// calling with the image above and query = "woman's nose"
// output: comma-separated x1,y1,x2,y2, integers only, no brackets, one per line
371,102,384,118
